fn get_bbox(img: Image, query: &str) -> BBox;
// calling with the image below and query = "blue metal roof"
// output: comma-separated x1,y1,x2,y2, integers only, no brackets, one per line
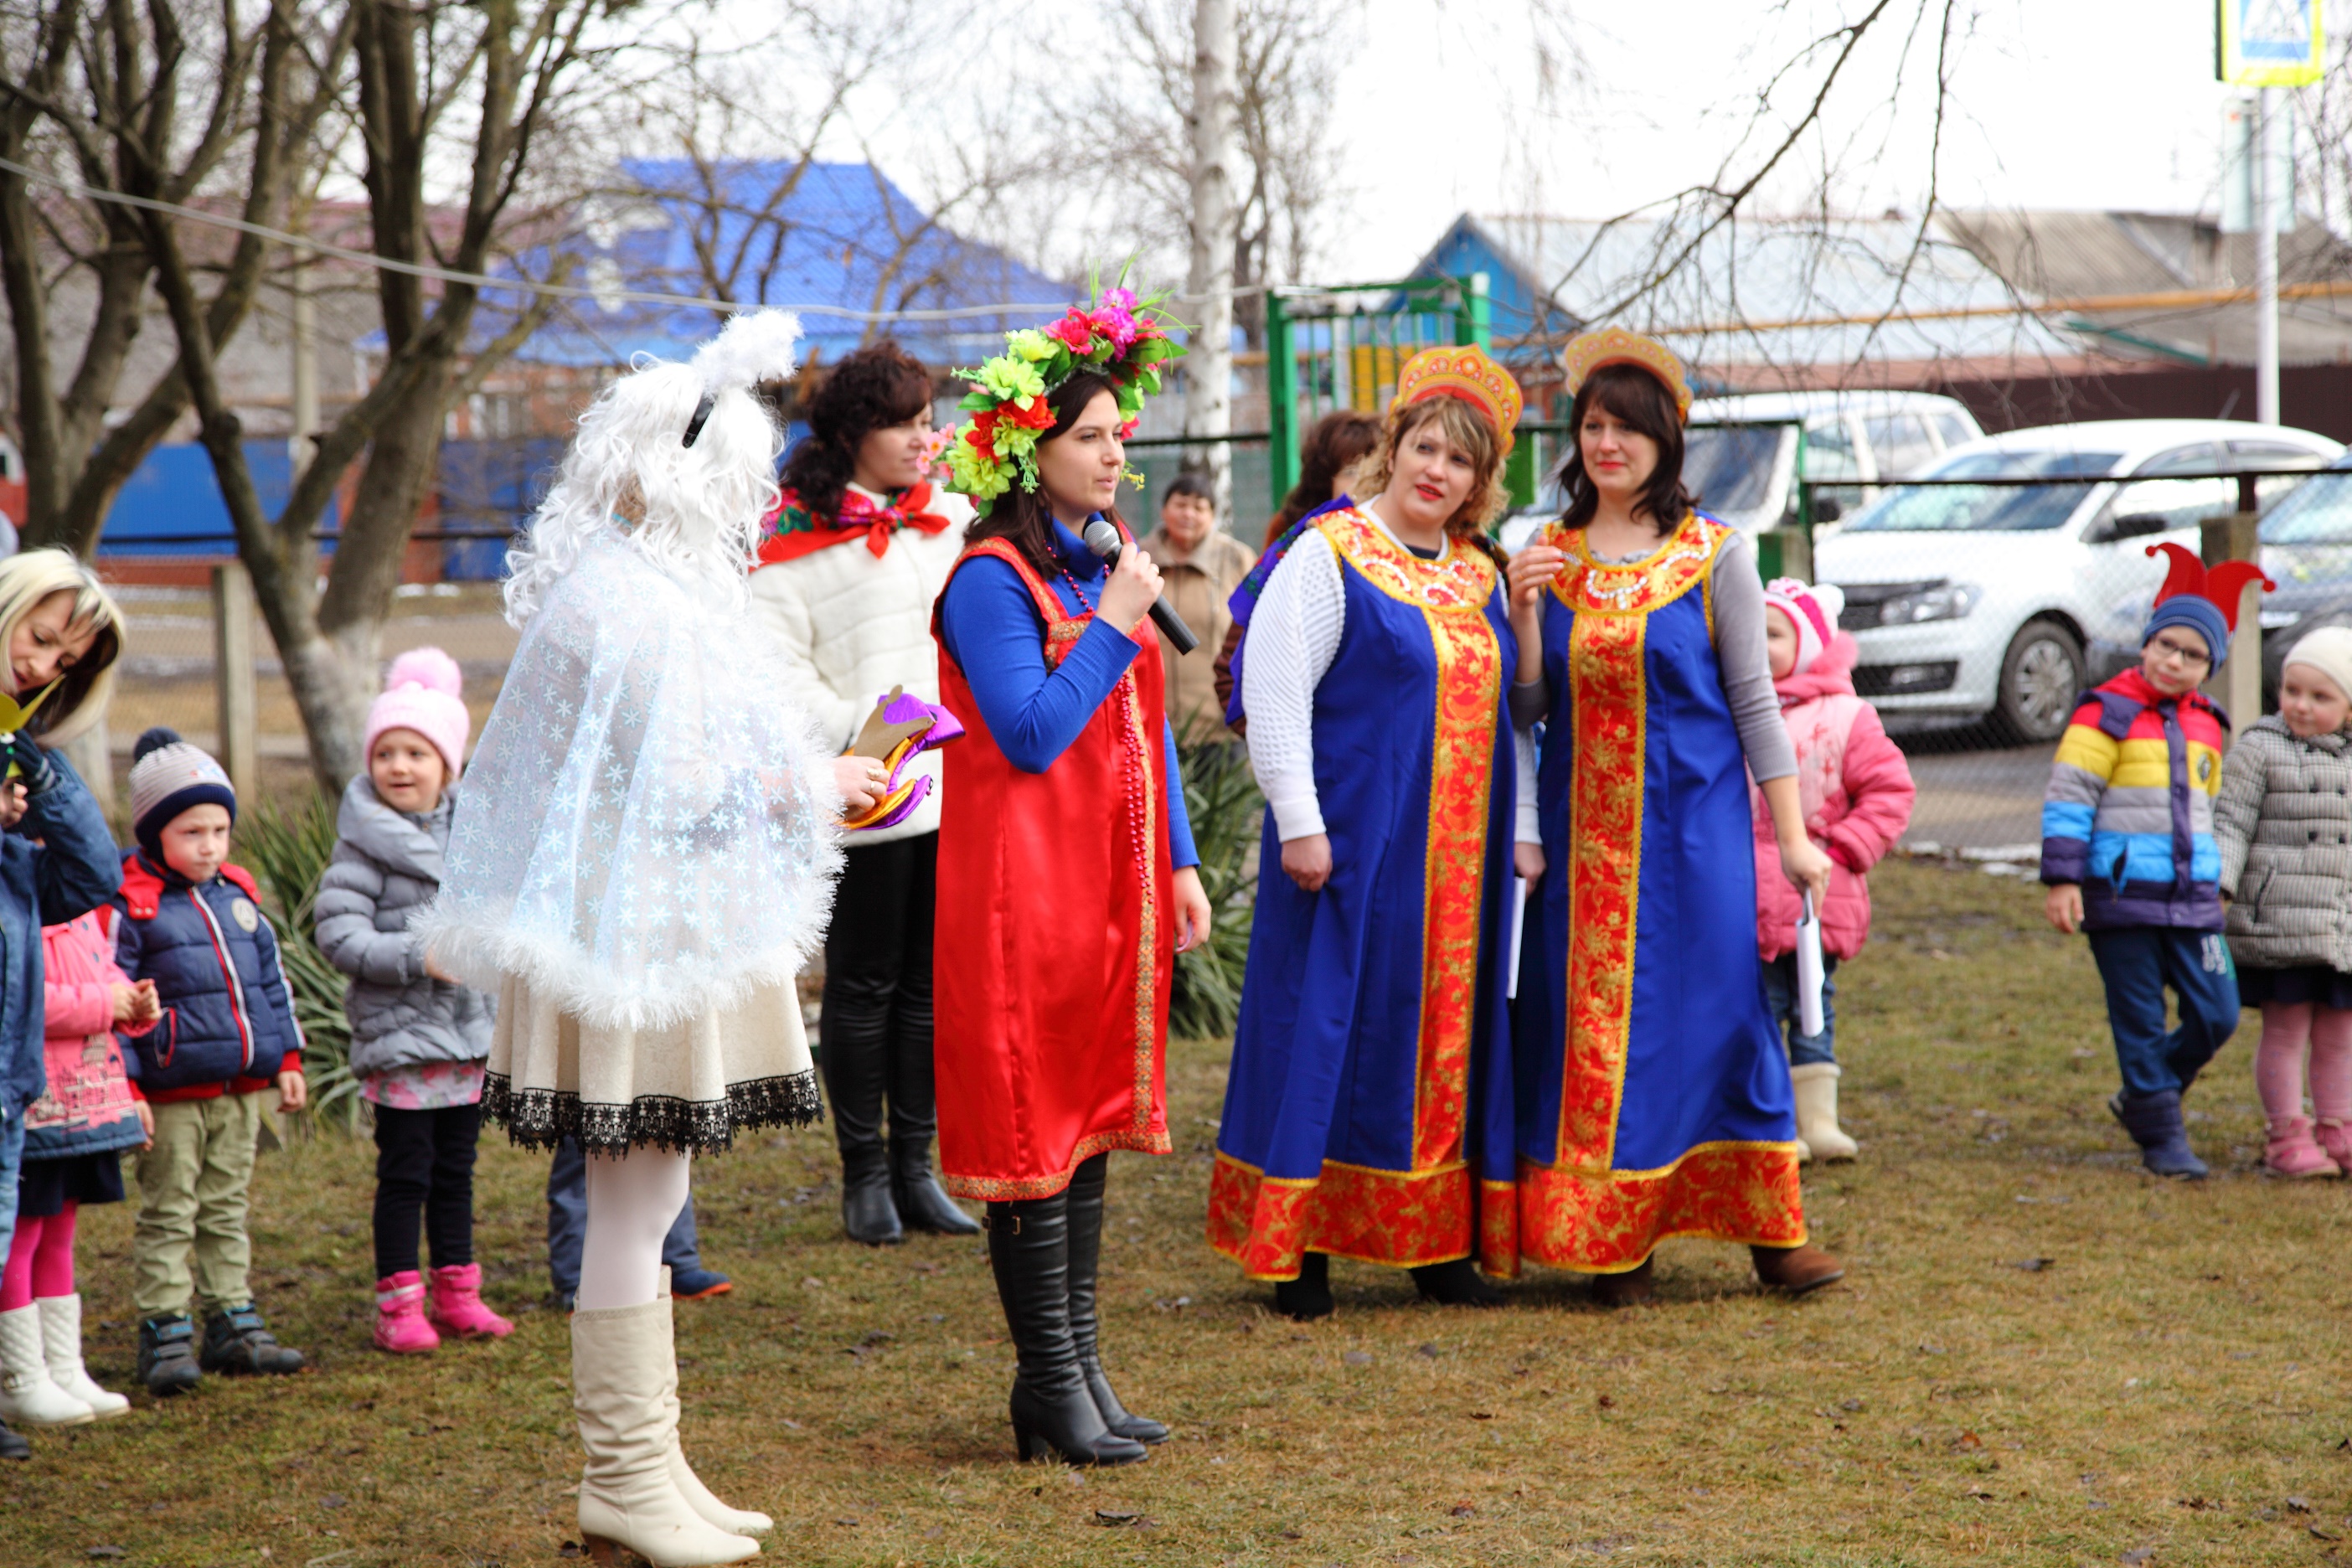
482,159,1078,370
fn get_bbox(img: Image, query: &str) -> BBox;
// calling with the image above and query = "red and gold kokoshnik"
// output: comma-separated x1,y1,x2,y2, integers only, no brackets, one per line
1513,513,1805,1272
1208,508,1504,1278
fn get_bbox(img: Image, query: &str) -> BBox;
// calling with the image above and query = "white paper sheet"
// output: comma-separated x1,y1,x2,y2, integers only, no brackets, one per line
1507,875,1530,1000
1796,888,1826,1039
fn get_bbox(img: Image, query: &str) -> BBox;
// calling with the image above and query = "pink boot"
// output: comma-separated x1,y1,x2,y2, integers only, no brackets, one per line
2263,1117,2342,1179
428,1264,513,1340
374,1272,440,1354
2315,1118,2352,1172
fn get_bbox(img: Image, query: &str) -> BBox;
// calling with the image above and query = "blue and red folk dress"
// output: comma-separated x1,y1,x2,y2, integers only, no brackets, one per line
1513,513,1807,1274
1209,506,1522,1280
930,519,1197,1201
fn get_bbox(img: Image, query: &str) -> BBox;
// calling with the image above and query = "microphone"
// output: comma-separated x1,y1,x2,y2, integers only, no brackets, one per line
1082,519,1199,655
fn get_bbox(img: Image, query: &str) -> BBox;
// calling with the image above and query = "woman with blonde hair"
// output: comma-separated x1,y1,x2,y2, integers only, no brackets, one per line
0,548,131,1457
1208,346,1525,1320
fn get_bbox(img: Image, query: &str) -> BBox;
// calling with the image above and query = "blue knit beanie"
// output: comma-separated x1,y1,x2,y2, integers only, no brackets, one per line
2143,596,2229,673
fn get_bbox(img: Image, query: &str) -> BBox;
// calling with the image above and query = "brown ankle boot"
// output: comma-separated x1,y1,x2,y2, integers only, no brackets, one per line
1751,1243,1844,1294
1591,1256,1656,1308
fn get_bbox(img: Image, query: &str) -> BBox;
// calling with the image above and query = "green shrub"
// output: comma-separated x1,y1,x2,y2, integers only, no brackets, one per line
1168,738,1261,1040
239,793,364,1135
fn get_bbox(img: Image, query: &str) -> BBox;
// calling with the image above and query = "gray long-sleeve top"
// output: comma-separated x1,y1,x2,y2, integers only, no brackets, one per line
1509,529,1797,782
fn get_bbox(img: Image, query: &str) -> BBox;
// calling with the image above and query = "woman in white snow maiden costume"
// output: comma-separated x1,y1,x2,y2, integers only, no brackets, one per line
420,312,884,1566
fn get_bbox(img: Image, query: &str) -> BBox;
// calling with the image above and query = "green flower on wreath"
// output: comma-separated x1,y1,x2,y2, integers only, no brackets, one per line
975,355,1046,404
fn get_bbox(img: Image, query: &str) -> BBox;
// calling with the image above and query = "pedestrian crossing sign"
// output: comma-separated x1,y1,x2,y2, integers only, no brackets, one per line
2218,0,2325,86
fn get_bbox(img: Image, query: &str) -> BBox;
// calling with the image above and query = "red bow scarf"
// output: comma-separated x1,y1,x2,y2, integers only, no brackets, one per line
755,482,952,566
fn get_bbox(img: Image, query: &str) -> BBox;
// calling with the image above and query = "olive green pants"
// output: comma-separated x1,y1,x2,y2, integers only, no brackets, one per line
132,1093,261,1319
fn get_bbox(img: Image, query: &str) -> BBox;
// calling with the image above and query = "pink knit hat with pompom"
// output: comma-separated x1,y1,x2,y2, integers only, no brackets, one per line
1761,578,1847,677
365,647,470,772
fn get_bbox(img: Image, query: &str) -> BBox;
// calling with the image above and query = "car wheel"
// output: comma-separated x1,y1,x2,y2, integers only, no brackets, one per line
1995,619,2084,743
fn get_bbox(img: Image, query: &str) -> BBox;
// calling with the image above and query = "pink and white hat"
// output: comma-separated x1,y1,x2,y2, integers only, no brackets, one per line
365,647,471,772
1761,578,1847,676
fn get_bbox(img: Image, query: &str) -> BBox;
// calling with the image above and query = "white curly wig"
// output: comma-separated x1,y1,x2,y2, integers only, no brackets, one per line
503,310,802,627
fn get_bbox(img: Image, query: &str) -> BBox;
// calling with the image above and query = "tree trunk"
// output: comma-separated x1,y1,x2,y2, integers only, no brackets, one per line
1183,0,1239,527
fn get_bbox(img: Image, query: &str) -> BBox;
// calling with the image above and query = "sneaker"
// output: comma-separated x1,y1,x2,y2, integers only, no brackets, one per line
137,1314,204,1397
668,1266,732,1301
199,1304,306,1375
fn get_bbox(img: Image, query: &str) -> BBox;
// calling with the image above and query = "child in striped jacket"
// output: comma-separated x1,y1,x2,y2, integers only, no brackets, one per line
2040,546,2267,1179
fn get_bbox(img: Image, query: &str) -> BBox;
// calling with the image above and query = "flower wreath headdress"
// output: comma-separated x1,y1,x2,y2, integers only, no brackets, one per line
944,274,1187,516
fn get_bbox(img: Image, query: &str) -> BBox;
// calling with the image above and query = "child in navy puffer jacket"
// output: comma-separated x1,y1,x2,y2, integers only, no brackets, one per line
112,729,307,1396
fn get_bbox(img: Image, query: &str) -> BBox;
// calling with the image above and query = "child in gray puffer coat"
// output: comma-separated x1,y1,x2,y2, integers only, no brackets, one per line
2215,626,2352,1180
315,648,510,1354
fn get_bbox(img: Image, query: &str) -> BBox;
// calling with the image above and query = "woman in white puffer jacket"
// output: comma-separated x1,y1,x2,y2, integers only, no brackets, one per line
748,341,977,1246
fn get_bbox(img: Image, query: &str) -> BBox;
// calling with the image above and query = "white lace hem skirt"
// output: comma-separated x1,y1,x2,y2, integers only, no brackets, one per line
482,974,823,1154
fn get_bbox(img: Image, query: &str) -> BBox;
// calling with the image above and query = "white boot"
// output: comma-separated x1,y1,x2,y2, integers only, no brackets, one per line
39,1295,129,1418
1791,1063,1859,1162
655,1266,771,1536
0,1303,94,1426
572,1298,759,1566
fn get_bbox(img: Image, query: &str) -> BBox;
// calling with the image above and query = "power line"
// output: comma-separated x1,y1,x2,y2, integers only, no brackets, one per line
0,152,1260,323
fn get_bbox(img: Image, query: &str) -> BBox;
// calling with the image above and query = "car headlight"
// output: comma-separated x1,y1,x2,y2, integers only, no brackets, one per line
1877,580,1981,625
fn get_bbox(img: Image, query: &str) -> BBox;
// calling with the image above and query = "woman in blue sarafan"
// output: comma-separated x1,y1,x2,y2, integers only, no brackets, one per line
1504,330,1845,1308
1208,346,1526,1321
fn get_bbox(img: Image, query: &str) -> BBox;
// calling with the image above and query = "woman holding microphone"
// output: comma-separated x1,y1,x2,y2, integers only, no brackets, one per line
933,291,1211,1466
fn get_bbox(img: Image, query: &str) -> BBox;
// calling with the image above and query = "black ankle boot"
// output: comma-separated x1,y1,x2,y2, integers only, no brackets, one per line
1273,1251,1334,1321
1411,1257,1504,1308
986,1195,1148,1467
1064,1155,1166,1443
199,1304,304,1375
839,1148,904,1246
891,1137,979,1236
138,1313,204,1394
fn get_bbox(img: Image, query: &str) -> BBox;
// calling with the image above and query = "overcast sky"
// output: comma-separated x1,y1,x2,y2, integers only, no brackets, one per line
1321,0,2313,279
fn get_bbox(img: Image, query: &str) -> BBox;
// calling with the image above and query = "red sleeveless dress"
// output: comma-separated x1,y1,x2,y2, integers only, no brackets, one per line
931,538,1176,1200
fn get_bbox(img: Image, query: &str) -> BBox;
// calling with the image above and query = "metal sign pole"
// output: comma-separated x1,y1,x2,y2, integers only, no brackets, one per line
2256,86,2280,425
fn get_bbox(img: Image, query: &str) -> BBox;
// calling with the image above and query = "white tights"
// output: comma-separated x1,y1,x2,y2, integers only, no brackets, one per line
576,1145,690,1312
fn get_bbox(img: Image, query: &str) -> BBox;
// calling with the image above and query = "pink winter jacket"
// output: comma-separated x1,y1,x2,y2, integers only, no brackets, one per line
1750,634,1917,962
23,907,149,1156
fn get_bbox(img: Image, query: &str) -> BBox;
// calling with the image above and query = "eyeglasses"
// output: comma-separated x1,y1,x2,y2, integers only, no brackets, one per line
2147,633,2212,669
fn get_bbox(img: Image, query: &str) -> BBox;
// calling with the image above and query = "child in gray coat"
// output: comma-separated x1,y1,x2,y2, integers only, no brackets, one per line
2215,626,2352,1179
315,648,508,1353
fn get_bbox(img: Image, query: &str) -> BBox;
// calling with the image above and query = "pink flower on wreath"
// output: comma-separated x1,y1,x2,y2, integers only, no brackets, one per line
1090,290,1140,349
1117,415,1140,440
1045,311,1096,351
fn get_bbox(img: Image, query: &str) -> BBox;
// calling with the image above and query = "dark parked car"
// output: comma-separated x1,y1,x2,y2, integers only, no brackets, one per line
2252,455,2352,702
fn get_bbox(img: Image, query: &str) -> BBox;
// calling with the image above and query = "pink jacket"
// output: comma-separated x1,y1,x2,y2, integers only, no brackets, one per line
23,907,148,1156
1750,634,1917,962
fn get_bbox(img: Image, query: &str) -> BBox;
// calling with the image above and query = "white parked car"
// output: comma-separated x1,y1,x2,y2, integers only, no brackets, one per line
1501,389,1983,550
1676,389,1983,534
1813,420,2342,742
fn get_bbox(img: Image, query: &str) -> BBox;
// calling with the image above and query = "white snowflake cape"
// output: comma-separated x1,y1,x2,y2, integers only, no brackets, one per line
416,533,842,1030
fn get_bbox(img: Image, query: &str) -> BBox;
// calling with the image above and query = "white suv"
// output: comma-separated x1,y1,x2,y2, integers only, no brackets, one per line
1813,420,2341,741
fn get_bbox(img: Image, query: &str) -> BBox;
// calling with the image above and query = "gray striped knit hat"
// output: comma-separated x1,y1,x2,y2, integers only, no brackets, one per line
129,727,235,859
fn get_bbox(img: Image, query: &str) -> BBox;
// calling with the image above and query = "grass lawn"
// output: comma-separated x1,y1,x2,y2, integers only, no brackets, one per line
3,859,2347,1566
